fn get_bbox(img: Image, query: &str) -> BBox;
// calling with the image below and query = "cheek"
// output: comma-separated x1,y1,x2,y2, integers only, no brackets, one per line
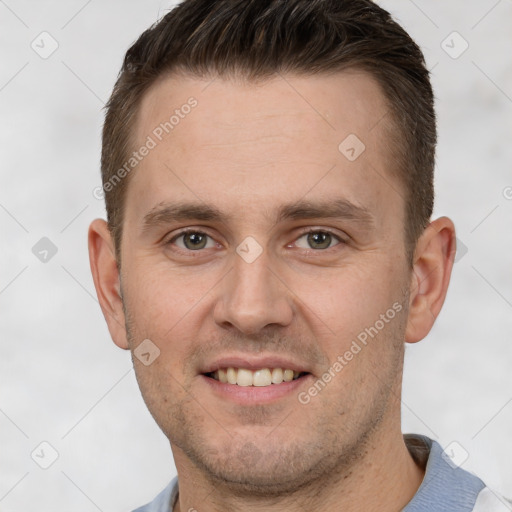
290,263,399,337
125,261,214,328
122,261,221,374
124,267,203,419
289,261,408,396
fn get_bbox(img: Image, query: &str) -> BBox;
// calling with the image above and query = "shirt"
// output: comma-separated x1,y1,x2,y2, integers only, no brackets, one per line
132,434,510,512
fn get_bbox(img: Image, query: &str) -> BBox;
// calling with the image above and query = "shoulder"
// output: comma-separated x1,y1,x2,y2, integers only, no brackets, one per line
403,434,511,512
131,477,178,512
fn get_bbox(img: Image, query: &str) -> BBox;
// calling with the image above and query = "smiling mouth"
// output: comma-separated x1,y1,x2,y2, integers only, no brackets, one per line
204,367,309,387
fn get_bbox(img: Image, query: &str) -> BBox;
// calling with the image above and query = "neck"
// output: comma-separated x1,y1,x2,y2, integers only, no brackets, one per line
172,424,425,512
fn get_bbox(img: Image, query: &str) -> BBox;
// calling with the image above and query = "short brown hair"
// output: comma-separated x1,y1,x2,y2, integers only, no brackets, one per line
101,0,436,264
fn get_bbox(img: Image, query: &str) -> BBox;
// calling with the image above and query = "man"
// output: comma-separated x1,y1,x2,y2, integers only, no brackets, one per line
88,0,509,510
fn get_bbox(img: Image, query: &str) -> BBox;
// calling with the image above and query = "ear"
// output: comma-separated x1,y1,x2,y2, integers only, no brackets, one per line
88,219,129,350
405,216,456,344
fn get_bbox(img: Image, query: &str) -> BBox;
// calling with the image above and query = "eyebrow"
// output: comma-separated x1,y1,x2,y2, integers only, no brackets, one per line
141,198,374,233
276,199,374,226
142,202,230,232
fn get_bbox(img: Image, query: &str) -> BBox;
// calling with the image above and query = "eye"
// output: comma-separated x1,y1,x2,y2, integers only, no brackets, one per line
294,230,342,250
170,230,216,251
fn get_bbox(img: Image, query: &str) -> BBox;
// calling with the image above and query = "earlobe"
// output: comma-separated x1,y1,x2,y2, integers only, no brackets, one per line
88,219,129,350
405,216,456,344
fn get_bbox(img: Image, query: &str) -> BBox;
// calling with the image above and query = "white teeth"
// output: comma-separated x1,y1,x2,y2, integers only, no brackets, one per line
210,367,304,386
236,368,253,387
226,367,237,385
271,368,283,384
253,368,272,387
283,369,294,382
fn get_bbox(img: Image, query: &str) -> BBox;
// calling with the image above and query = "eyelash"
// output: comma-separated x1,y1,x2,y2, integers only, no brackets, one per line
165,228,346,254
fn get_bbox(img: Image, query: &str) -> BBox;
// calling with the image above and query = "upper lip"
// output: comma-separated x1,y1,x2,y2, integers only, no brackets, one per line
200,355,311,374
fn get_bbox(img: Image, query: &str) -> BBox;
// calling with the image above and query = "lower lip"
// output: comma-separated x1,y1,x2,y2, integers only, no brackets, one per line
200,374,312,405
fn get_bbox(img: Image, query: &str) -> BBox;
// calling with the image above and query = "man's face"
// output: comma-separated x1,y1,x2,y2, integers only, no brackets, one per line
119,71,412,492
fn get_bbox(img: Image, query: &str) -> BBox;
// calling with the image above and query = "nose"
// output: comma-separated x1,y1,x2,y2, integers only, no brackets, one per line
213,248,294,335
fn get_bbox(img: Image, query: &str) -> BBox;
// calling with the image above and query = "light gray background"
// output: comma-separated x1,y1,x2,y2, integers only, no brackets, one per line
1,1,511,510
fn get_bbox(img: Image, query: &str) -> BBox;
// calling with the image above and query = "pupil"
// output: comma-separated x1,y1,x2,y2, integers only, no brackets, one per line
308,232,331,249
185,233,206,249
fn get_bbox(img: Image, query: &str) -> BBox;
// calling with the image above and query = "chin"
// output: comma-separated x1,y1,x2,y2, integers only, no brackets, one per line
176,432,342,497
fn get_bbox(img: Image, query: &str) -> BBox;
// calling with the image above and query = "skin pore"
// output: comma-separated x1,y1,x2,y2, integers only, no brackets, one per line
88,70,456,512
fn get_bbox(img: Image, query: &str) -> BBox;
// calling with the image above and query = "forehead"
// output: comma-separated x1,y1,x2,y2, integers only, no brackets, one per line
125,70,403,231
